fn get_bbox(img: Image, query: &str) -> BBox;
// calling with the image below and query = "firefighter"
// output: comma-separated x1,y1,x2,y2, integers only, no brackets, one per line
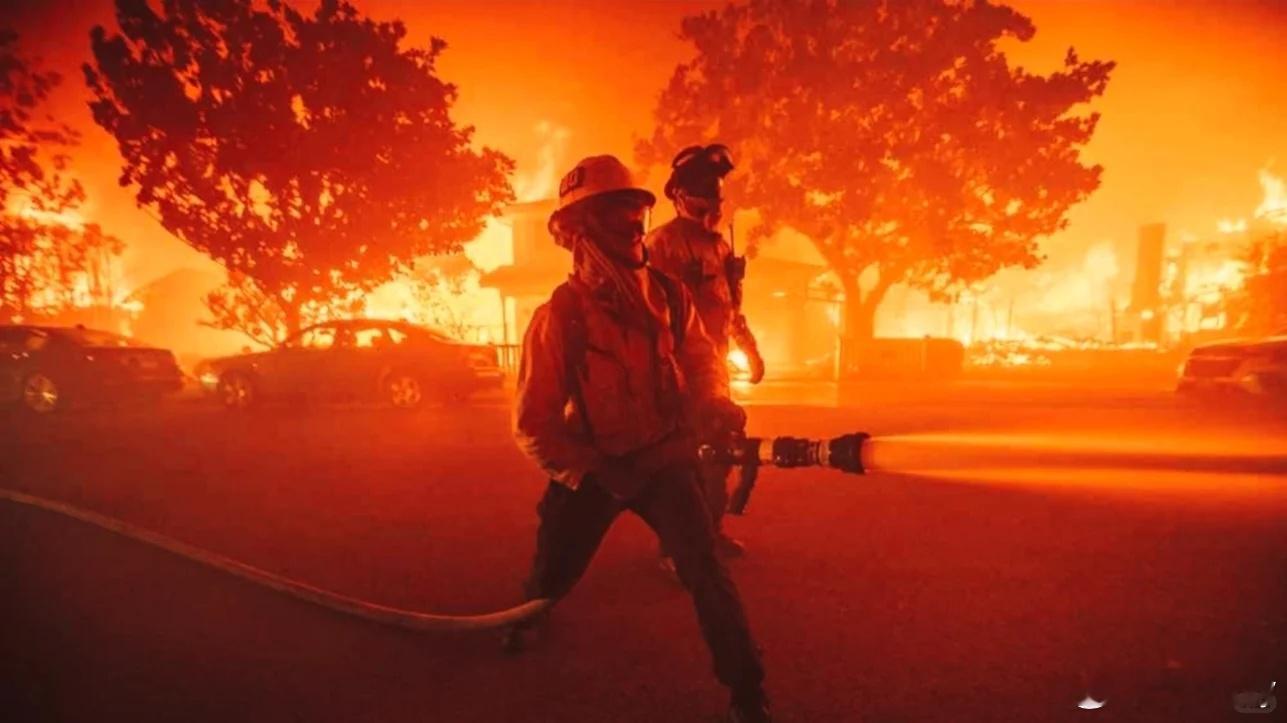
508,155,771,723
646,143,764,564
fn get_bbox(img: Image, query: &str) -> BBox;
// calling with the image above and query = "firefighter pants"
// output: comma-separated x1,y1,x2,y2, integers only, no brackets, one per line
697,461,760,531
522,464,765,696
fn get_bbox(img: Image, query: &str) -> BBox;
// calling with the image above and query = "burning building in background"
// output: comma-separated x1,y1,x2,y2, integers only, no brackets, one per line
44,159,1284,382
479,203,842,378
1134,168,1287,347
935,168,1287,373
1,203,140,334
469,167,1287,381
5,0,1284,384
478,198,560,368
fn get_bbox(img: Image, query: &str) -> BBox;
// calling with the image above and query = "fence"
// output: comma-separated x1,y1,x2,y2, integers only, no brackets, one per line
493,343,521,373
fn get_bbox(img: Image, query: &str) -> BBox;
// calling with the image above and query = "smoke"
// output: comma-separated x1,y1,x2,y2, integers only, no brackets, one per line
513,121,571,203
1033,242,1119,315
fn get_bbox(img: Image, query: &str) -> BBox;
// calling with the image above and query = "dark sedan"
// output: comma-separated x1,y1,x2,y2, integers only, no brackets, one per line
195,319,504,410
1176,331,1287,396
0,325,185,414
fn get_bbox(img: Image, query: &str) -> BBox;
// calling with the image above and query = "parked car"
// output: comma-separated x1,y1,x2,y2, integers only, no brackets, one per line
0,325,184,414
1176,330,1287,396
195,319,504,410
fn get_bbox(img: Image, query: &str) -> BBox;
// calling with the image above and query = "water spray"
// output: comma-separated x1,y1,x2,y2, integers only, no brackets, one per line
862,432,1287,478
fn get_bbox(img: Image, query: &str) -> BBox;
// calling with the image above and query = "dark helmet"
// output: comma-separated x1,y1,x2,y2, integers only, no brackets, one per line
663,143,735,201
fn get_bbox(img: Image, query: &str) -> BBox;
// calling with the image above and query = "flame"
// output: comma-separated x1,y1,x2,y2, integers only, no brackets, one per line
363,271,502,343
1217,218,1247,234
1254,168,1286,224
875,168,1282,349
363,279,421,323
4,200,140,327
1185,258,1245,302
462,121,570,275
14,206,86,228
514,121,570,202
464,217,514,273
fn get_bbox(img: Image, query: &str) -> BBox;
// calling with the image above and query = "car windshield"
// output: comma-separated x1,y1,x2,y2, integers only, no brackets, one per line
286,326,341,350
50,327,139,347
282,322,454,349
396,325,454,344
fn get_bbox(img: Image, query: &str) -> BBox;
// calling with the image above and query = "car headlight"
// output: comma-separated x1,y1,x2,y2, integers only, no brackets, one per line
1238,373,1264,394
199,371,220,388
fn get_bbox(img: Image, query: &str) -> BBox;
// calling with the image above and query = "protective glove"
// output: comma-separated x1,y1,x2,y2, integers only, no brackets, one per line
697,396,747,438
626,430,700,477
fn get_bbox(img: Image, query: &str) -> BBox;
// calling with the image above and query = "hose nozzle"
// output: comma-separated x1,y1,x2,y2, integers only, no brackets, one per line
697,432,870,475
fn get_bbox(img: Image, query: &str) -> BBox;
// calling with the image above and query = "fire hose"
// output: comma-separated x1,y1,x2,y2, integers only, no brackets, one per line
0,486,551,632
0,433,870,633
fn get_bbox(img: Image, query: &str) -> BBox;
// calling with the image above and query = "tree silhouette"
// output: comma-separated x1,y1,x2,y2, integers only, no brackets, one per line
404,253,480,340
85,0,514,344
639,0,1113,362
1,28,117,321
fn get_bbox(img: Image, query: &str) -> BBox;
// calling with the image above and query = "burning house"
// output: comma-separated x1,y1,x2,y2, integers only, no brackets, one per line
481,202,843,378
478,199,562,368
1130,169,1287,347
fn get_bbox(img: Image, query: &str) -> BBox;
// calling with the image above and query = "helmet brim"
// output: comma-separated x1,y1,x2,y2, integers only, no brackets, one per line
548,188,655,232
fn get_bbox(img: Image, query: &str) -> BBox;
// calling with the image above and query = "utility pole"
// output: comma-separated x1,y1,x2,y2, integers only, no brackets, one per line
1108,290,1117,344
969,291,980,345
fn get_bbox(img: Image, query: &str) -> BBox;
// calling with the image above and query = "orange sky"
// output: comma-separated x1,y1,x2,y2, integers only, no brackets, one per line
8,0,1287,298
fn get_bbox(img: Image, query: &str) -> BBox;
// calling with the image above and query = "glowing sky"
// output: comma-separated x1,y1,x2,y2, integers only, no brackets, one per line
7,0,1287,300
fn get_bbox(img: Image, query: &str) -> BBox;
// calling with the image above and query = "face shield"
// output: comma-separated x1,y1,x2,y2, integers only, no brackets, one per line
666,144,735,230
586,193,650,266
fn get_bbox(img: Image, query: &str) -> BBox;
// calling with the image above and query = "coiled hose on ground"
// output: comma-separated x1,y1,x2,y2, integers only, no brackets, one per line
1,487,551,632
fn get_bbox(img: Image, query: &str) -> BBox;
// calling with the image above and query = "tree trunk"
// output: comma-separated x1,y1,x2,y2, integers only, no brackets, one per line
282,300,302,343
838,274,893,377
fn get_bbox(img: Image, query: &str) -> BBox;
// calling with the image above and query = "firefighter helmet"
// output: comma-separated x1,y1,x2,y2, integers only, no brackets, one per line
663,143,735,201
549,155,654,224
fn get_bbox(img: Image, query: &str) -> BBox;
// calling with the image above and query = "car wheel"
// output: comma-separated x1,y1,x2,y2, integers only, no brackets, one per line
218,372,257,410
21,372,61,414
385,371,425,410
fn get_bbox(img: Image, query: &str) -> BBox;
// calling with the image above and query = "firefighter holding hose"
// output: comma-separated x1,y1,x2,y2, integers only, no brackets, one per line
509,155,772,723
647,144,765,566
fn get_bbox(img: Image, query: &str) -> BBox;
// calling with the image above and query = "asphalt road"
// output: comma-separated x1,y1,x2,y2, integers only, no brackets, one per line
2,384,1284,722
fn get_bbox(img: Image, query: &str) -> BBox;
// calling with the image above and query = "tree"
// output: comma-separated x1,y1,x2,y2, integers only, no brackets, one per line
2,219,126,321
16,221,125,314
638,0,1113,362
85,0,514,345
1,28,115,321
404,253,479,340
